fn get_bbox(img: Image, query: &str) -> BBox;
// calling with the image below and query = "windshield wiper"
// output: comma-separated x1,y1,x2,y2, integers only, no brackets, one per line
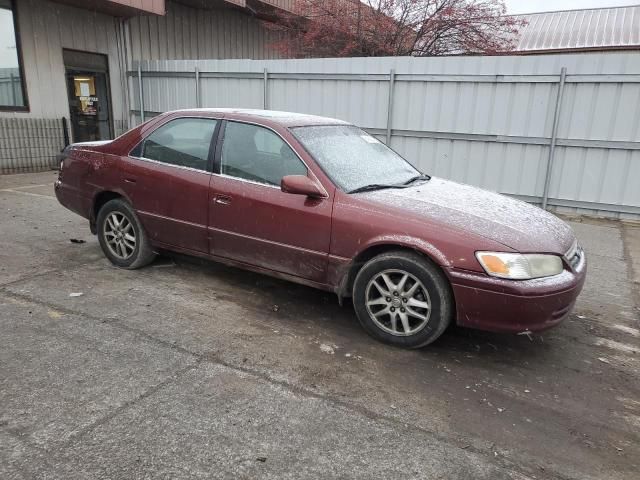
348,184,408,194
348,175,430,194
401,174,430,186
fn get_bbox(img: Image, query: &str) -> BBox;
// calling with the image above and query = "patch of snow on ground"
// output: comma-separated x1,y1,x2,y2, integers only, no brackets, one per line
320,344,335,355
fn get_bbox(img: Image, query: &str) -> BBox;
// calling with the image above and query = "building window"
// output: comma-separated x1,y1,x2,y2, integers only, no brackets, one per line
0,0,27,110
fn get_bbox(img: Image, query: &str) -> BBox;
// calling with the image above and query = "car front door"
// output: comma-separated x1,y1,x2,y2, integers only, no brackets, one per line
208,120,333,283
121,116,219,254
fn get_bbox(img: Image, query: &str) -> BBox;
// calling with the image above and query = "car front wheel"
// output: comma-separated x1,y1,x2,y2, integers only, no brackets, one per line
97,198,156,269
352,251,453,348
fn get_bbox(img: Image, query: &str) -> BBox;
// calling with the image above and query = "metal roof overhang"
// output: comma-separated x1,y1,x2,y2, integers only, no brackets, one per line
47,0,296,19
173,0,294,13
49,0,166,17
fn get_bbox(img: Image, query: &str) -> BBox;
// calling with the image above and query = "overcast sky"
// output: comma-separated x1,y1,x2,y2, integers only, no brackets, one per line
505,0,635,14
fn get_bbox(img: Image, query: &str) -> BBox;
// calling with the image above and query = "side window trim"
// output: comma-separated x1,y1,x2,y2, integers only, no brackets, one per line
207,120,223,173
215,119,311,188
128,116,221,173
212,119,226,175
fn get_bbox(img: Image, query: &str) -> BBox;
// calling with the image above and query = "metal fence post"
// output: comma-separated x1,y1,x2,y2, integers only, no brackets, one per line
386,69,396,145
195,66,201,108
541,67,567,210
137,63,145,123
263,68,269,110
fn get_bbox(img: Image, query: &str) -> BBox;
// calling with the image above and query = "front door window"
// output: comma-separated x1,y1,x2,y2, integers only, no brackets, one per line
220,121,307,186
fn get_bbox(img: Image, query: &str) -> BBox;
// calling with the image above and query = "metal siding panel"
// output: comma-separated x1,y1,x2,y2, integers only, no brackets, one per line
599,148,630,204
148,13,160,60
172,3,184,59
622,151,640,205
164,5,175,59
189,4,197,60
515,6,640,52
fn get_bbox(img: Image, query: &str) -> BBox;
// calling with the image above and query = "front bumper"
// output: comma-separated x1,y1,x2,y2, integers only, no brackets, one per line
448,250,587,333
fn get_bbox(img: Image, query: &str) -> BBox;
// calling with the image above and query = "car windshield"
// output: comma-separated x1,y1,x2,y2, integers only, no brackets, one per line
291,125,423,193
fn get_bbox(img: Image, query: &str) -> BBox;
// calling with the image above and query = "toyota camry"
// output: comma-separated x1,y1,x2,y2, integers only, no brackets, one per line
55,109,586,348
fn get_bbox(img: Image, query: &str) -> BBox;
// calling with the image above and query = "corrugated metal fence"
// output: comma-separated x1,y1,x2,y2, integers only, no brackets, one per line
0,118,66,174
130,53,640,220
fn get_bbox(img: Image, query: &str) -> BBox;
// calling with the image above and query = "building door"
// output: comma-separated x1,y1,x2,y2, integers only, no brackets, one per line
63,49,113,143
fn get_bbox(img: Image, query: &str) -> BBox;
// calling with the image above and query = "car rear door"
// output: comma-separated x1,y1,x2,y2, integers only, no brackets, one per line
208,120,333,283
121,116,220,253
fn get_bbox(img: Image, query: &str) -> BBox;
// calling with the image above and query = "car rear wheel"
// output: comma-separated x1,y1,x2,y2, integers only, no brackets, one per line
97,198,155,269
352,251,453,348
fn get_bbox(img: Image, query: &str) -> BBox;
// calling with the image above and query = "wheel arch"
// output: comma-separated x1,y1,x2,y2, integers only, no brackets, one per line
90,190,128,234
337,237,452,301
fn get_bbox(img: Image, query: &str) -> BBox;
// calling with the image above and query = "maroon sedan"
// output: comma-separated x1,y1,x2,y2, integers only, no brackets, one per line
55,109,586,348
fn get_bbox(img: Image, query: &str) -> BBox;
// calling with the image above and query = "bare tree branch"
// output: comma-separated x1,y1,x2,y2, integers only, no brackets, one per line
263,0,526,58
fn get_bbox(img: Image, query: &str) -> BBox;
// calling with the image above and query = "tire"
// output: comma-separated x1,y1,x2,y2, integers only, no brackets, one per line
352,250,453,348
96,198,156,269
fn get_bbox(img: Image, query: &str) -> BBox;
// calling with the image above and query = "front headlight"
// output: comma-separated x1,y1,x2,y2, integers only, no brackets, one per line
475,252,564,280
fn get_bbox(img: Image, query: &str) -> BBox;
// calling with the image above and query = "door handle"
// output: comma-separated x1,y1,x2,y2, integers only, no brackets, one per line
124,177,137,184
214,194,232,205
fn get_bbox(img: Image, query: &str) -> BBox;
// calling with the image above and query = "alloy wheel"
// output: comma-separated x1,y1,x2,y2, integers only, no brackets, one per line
365,269,431,336
103,212,136,260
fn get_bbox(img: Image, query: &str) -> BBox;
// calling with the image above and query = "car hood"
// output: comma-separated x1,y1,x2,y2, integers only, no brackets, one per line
358,177,575,255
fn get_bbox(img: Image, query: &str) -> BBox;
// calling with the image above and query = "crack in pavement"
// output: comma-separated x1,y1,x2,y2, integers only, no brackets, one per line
0,360,203,478
0,258,105,289
56,359,204,451
0,288,573,480
2,289,196,358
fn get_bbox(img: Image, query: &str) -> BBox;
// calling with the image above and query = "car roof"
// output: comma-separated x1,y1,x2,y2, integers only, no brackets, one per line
171,108,351,128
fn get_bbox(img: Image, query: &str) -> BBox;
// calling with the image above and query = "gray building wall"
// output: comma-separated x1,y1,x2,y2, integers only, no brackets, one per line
0,0,129,172
1,0,128,121
0,0,280,173
128,1,282,62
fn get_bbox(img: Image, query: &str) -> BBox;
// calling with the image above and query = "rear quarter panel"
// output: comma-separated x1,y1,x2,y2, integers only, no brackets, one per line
56,115,170,221
56,148,126,220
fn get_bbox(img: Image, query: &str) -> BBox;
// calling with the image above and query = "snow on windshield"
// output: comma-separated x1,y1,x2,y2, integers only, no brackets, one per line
292,125,419,192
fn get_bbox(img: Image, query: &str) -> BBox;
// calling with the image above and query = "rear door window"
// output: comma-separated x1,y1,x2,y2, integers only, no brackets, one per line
137,118,218,171
220,121,307,186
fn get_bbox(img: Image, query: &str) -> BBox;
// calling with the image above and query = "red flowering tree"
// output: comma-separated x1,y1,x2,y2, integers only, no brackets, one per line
264,0,525,57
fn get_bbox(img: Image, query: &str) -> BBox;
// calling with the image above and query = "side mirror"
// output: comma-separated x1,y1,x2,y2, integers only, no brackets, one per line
281,175,326,198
